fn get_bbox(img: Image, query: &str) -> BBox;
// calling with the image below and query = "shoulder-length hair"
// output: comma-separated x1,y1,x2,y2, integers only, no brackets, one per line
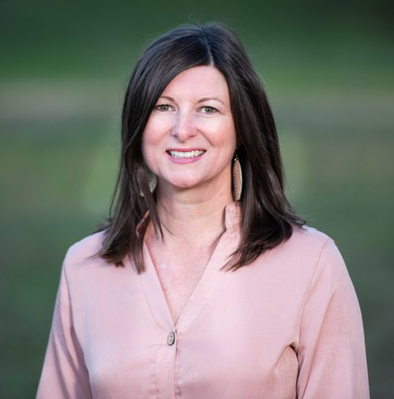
97,22,304,272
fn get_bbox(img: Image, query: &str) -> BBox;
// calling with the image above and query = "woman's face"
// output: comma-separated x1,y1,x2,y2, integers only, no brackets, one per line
142,66,237,195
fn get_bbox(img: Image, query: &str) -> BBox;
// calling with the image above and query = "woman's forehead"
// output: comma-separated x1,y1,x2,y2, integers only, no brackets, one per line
159,66,229,101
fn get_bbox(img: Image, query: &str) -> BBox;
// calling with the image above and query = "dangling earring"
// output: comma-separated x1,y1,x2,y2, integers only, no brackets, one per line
140,170,157,197
232,153,242,201
148,173,157,193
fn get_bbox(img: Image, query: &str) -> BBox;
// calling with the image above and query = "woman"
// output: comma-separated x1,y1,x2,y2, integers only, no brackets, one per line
37,23,369,398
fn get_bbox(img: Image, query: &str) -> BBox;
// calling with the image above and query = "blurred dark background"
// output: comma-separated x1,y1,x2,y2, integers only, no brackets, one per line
1,0,393,397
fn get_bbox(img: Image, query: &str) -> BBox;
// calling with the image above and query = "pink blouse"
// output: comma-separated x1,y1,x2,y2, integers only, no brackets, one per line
37,203,369,398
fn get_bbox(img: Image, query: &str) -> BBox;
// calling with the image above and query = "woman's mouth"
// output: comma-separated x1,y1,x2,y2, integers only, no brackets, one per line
167,149,206,163
167,150,205,158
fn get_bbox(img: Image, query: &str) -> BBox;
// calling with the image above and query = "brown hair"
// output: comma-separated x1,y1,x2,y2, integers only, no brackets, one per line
97,22,304,272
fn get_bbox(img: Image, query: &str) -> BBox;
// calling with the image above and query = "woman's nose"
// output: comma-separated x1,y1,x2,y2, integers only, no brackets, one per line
171,111,197,142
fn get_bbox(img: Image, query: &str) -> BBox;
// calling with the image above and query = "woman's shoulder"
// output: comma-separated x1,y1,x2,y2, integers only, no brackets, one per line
268,225,344,270
282,225,347,278
256,225,351,295
288,225,332,250
62,230,107,270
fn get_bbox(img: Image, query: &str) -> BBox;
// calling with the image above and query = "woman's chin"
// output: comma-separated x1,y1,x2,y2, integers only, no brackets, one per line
159,177,207,193
171,180,202,191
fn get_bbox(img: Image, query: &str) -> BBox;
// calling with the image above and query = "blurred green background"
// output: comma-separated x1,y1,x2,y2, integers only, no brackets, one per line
1,0,393,397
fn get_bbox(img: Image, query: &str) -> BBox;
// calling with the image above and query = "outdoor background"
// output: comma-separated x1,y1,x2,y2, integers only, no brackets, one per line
1,0,393,397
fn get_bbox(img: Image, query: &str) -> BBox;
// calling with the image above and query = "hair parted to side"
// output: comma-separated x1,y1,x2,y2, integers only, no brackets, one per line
97,22,305,273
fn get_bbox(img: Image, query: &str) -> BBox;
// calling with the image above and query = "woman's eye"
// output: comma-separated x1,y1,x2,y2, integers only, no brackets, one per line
201,106,217,114
155,104,172,111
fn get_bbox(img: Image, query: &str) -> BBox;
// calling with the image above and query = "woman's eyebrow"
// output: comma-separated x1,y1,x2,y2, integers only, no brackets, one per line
198,97,225,105
158,96,175,102
158,96,225,105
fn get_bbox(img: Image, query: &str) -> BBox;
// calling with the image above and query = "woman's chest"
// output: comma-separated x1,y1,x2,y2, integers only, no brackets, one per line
149,242,213,324
70,260,304,399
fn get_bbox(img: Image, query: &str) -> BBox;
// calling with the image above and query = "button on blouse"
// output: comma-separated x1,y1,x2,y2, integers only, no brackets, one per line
167,332,176,346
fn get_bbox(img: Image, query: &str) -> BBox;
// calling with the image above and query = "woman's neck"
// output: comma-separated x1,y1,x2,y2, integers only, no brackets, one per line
153,184,233,247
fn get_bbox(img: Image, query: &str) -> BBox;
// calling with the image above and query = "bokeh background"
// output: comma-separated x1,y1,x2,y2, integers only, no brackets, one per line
1,0,393,397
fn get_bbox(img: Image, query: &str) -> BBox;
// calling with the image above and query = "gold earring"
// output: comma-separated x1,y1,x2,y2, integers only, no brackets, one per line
232,153,242,201
140,170,157,197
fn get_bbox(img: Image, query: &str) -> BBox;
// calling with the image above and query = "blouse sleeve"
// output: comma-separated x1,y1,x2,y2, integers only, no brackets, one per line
296,238,370,399
36,258,92,399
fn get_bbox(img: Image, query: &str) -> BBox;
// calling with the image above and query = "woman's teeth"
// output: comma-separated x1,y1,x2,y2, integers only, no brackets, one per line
168,150,205,158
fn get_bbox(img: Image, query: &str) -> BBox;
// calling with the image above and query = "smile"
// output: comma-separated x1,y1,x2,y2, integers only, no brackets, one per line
167,150,205,159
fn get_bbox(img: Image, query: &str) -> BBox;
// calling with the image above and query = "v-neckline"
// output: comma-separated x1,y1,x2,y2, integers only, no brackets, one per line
138,202,241,335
